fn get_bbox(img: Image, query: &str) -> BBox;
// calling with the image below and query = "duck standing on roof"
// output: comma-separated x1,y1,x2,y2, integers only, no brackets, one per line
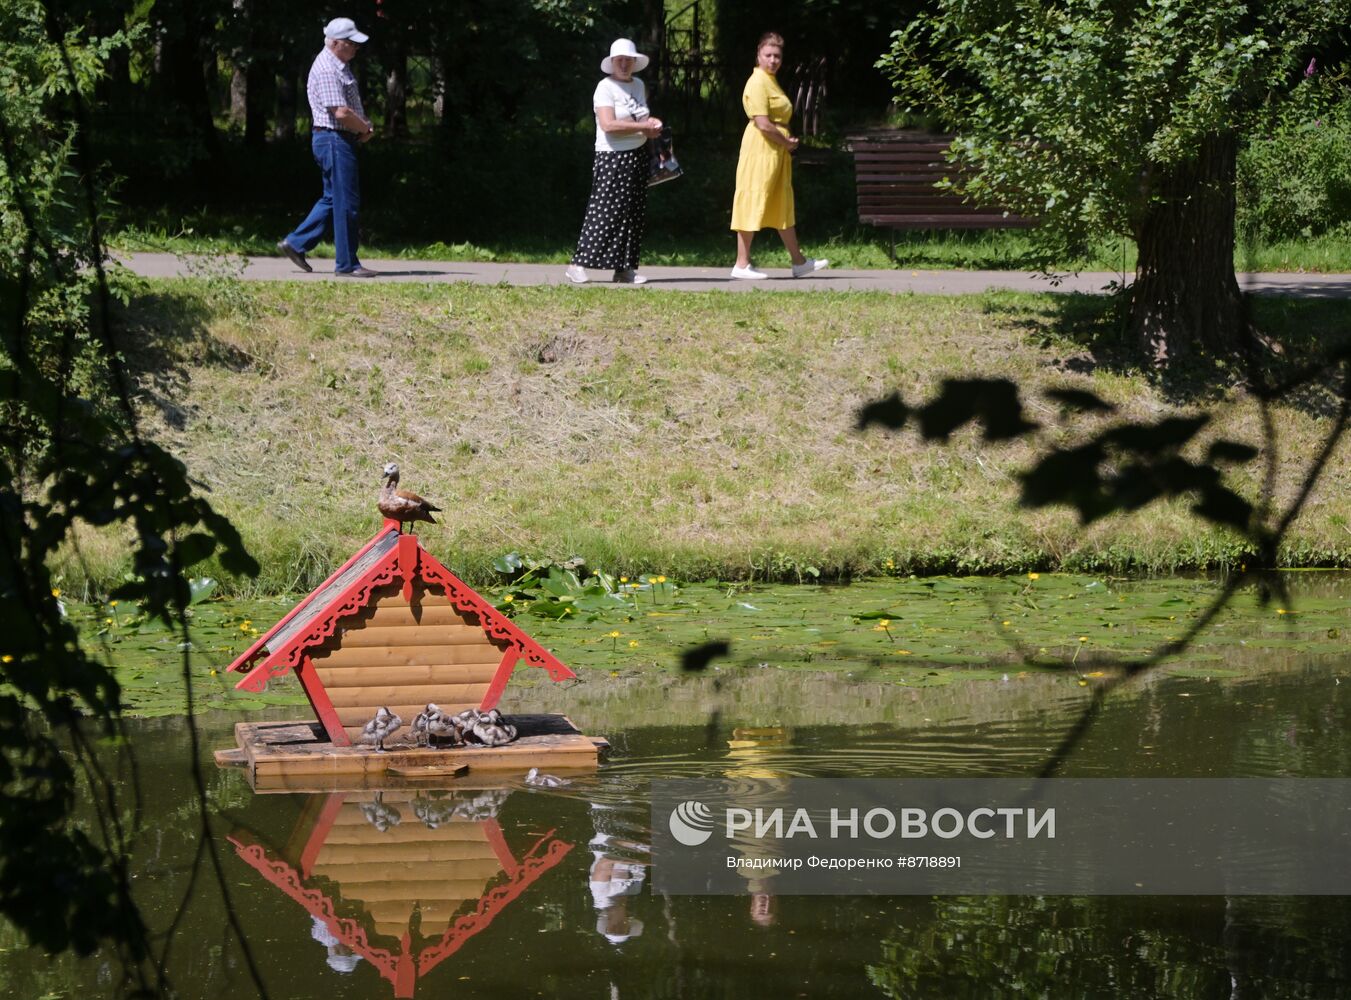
378,462,442,532
360,706,403,752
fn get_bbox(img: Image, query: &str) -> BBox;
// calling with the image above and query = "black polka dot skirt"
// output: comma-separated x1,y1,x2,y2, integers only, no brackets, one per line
571,148,649,270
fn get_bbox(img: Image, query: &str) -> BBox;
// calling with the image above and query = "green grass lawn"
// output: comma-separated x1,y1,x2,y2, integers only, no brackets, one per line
54,278,1351,595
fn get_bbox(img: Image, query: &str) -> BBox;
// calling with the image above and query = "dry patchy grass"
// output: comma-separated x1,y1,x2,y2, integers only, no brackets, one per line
57,280,1351,594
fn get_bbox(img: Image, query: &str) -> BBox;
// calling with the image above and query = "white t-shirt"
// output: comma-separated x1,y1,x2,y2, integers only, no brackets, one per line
593,77,649,152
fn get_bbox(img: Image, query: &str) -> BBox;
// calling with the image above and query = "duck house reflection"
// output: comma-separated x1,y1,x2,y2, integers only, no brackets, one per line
229,787,572,997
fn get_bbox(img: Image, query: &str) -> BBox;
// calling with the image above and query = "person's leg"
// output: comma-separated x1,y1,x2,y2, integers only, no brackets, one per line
776,226,807,266
285,133,336,254
571,154,611,269
620,148,648,274
329,136,361,273
734,230,756,269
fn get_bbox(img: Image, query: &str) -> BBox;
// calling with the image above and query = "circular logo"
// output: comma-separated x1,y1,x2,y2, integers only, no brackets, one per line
669,800,715,846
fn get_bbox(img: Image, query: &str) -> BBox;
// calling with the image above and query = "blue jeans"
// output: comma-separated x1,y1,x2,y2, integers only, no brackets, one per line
285,130,361,273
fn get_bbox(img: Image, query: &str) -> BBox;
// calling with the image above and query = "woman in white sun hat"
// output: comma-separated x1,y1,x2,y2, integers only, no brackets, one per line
566,39,664,285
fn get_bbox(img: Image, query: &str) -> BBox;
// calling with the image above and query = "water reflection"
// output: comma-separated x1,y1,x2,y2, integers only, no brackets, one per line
588,807,649,946
228,786,572,998
7,656,1351,998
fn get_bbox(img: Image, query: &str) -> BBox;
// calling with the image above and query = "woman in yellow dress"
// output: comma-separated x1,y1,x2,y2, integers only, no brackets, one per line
729,32,828,280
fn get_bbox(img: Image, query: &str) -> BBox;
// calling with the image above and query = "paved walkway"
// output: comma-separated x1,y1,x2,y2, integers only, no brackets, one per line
117,252,1351,298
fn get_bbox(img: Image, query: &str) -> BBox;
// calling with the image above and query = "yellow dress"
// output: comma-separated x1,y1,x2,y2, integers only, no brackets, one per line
731,68,794,232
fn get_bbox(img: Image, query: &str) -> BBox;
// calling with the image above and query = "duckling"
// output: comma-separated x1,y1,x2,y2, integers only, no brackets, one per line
412,793,458,829
453,708,482,729
378,462,442,533
425,711,464,746
360,706,402,752
471,709,518,747
410,703,443,746
360,792,402,832
448,788,511,821
525,767,569,788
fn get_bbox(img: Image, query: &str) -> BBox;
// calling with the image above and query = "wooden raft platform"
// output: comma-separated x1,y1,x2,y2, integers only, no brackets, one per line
215,714,606,793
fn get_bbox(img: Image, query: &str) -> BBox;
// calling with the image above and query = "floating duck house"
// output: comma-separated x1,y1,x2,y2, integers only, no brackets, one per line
226,522,578,748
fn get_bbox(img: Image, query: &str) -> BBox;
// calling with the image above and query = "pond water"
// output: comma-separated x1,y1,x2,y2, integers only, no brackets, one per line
11,575,1351,997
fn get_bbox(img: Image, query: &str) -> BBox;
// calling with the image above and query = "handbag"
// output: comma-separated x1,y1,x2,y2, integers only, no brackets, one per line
648,125,683,186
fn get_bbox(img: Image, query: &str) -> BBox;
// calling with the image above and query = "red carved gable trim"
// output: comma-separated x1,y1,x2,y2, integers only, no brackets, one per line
232,529,576,697
228,527,399,677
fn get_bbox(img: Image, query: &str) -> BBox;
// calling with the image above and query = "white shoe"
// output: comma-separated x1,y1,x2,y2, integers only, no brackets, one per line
791,258,829,278
730,265,769,280
613,269,648,284
565,264,588,284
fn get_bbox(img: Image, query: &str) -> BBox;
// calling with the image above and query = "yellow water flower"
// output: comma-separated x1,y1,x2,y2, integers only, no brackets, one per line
608,631,622,639
1,655,11,664
1027,573,1039,581
1078,636,1088,643
104,618,113,625
109,600,119,608
1277,608,1288,615
620,577,629,583
656,576,667,584
629,640,639,649
503,594,514,603
51,588,61,598
1001,620,1011,626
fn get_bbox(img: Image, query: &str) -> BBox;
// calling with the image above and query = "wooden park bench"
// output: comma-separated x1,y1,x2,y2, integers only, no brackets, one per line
850,131,1033,258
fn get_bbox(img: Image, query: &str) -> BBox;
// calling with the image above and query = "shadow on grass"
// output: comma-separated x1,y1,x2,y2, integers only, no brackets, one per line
113,290,254,430
977,289,1351,414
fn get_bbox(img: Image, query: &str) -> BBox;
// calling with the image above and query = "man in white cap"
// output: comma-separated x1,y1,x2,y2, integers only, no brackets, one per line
278,17,378,277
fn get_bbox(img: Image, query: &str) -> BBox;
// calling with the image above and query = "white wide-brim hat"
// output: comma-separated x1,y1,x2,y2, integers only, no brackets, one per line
601,38,649,74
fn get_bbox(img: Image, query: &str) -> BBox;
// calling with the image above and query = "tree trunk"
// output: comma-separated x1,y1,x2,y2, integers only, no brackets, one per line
432,57,446,125
642,0,666,94
385,47,408,139
229,63,247,127
1130,131,1245,365
275,65,298,140
243,57,269,147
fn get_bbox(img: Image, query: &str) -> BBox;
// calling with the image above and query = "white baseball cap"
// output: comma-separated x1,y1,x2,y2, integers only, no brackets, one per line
601,38,649,74
324,17,369,44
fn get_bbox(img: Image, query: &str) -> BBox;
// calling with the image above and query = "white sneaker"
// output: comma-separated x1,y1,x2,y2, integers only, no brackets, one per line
791,258,829,278
613,269,648,284
730,265,769,280
565,264,588,284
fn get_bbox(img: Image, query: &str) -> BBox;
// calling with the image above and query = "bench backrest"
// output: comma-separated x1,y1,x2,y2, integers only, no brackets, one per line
853,133,1032,230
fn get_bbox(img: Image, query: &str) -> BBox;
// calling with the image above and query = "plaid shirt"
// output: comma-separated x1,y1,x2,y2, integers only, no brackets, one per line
306,46,364,130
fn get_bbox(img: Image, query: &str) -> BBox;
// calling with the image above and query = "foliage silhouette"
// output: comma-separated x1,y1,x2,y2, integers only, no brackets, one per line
858,303,1351,774
1,3,265,994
